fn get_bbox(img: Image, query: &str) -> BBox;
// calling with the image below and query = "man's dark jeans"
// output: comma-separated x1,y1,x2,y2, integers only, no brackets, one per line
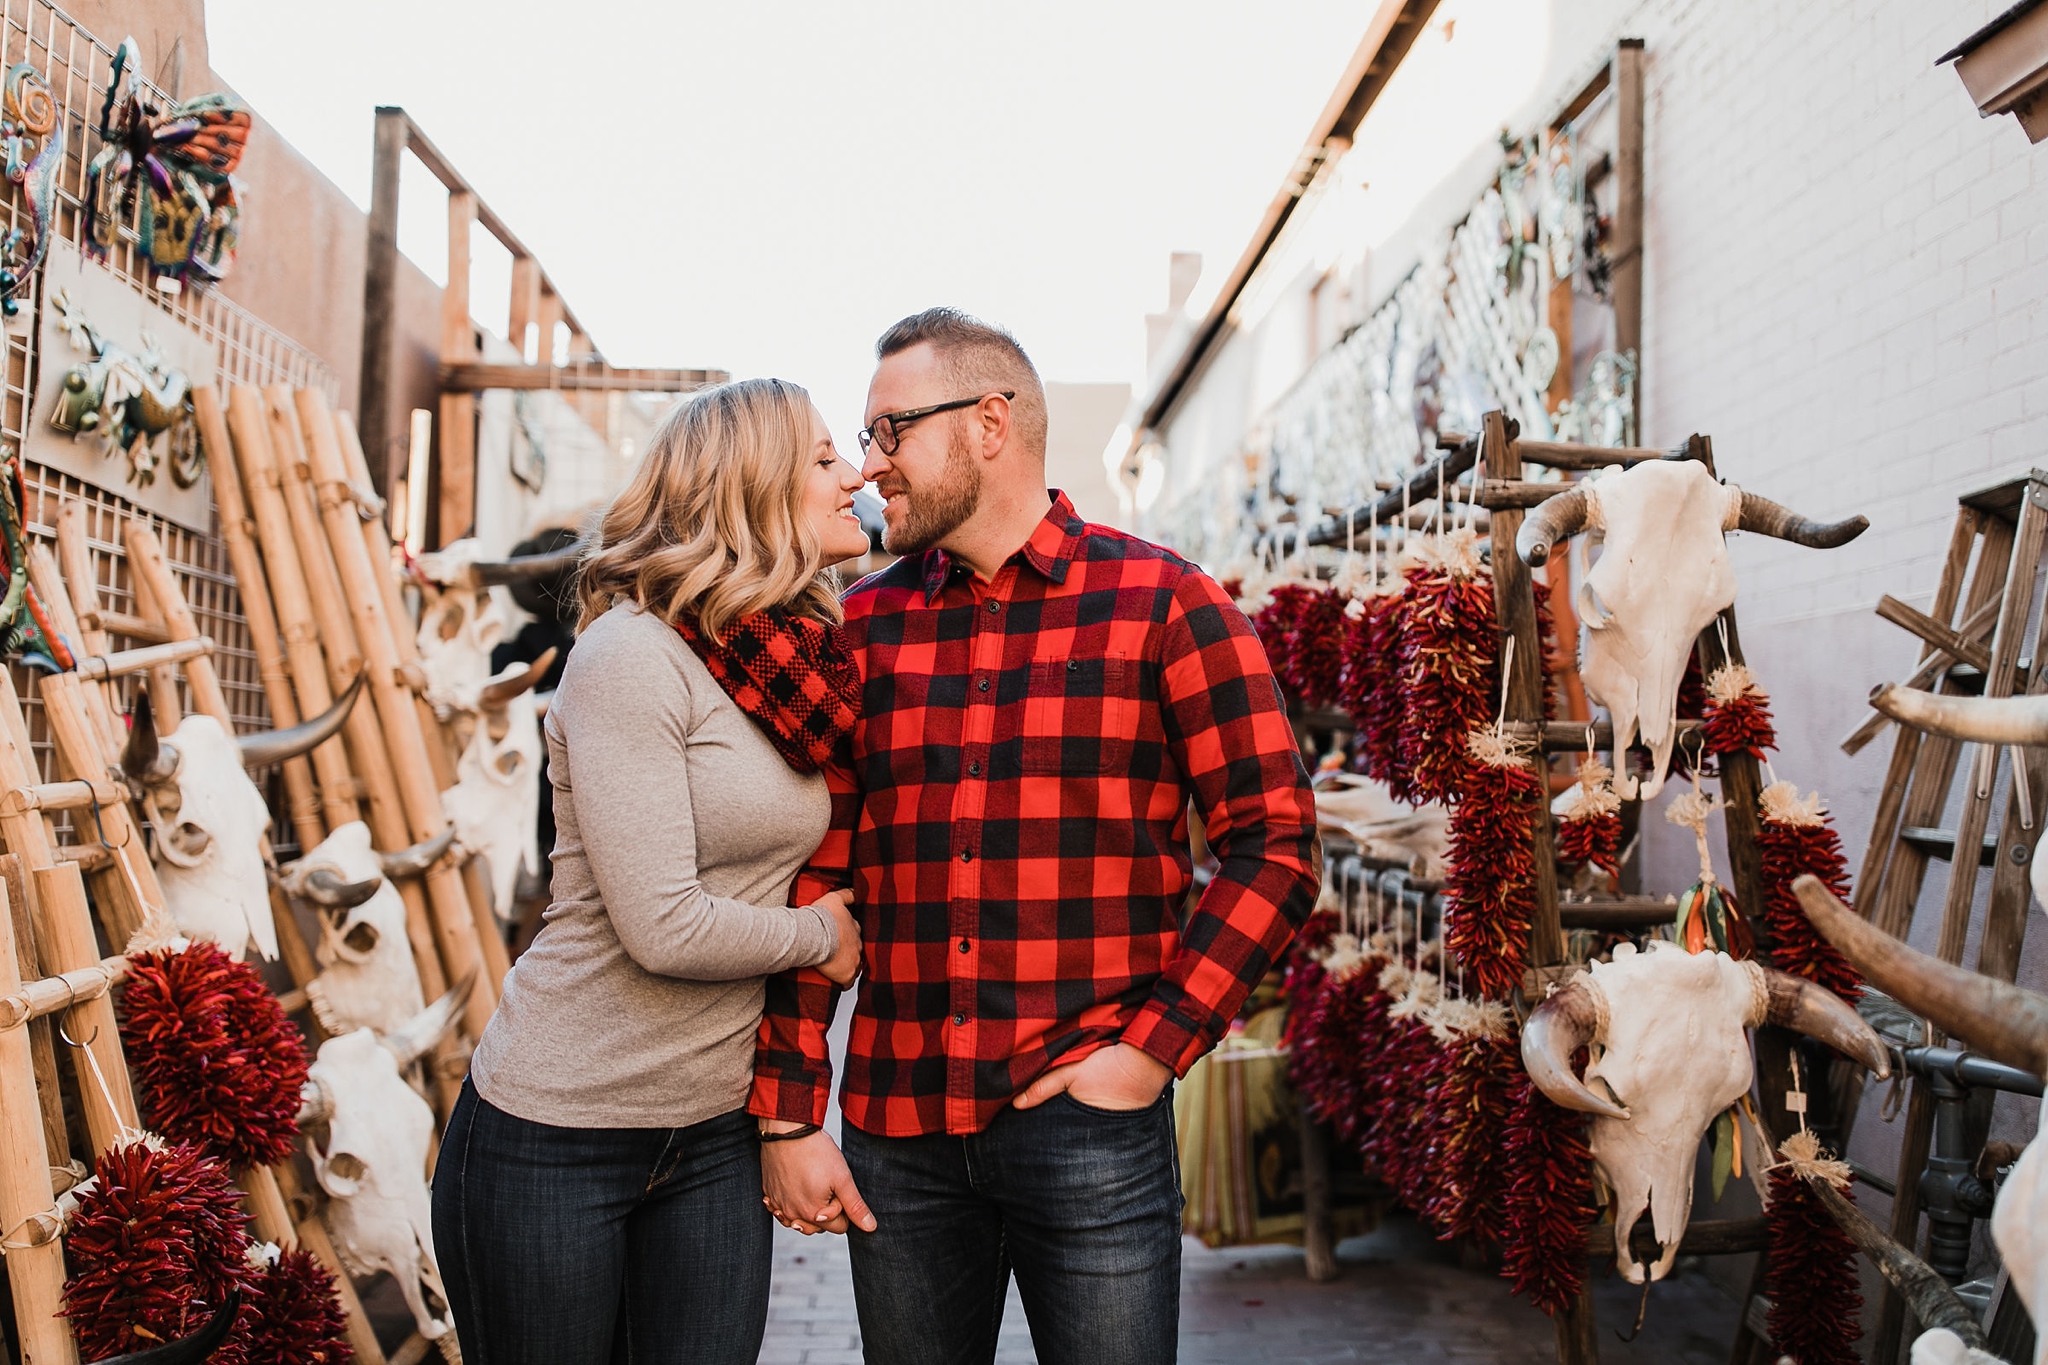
842,1087,1182,1365
432,1079,771,1364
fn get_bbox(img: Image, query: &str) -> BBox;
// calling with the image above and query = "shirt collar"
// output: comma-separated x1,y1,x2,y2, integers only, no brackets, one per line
919,490,1086,603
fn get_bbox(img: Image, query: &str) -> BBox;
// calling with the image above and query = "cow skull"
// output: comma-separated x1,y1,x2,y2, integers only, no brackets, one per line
121,675,363,960
1522,939,1887,1283
444,652,555,919
1518,461,1867,799
1795,876,2048,1364
297,975,473,1345
414,537,581,721
282,819,449,1038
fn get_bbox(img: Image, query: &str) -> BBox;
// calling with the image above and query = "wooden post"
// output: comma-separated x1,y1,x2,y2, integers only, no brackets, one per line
226,385,362,834
0,872,79,1365
192,386,326,853
360,108,408,499
4,854,69,1166
124,561,183,731
37,671,165,952
1612,38,1645,438
299,386,498,1036
25,857,139,1151
439,191,478,548
37,524,123,755
1299,1099,1338,1282
508,256,540,364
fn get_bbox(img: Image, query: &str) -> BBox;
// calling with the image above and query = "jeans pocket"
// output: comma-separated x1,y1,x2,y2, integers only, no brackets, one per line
1054,1086,1169,1119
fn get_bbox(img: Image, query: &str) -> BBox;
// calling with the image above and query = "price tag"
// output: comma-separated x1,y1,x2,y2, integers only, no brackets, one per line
1784,1091,1808,1115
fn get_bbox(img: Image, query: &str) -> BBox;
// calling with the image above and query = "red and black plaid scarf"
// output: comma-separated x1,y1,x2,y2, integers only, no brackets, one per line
672,608,860,773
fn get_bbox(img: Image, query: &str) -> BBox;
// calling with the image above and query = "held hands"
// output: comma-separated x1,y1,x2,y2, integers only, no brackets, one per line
813,889,862,987
1011,1042,1172,1112
761,1126,876,1235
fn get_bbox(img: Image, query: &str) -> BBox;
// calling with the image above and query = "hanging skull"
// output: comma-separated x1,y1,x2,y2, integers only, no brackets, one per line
442,651,554,920
121,675,363,960
280,819,455,1037
414,536,581,722
1518,459,1867,799
1521,939,1887,1283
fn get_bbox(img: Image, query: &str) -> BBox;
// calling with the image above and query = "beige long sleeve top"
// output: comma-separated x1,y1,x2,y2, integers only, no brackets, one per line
469,601,837,1129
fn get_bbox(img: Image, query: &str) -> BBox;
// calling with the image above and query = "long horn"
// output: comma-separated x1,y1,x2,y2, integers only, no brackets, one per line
294,1077,332,1127
383,969,477,1070
97,1289,242,1365
238,669,364,769
1515,484,1592,568
295,867,381,911
121,691,177,786
1519,977,1629,1119
378,823,457,880
1804,1176,1991,1350
1750,963,1890,1077
478,647,558,710
1734,490,1869,549
1794,875,2048,1077
466,542,586,589
1870,679,2048,747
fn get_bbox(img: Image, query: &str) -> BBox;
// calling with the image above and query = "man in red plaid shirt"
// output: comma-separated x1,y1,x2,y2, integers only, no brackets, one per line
755,308,1319,1364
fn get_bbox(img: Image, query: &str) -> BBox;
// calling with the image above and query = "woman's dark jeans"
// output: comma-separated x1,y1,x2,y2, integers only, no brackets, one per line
842,1087,1182,1365
432,1079,771,1364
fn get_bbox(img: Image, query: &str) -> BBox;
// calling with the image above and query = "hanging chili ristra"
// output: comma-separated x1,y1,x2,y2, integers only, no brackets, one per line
1417,1002,1520,1246
1443,725,1541,999
244,1245,352,1363
1553,754,1623,878
1756,781,1863,999
1396,529,1500,802
1499,1062,1596,1315
1286,584,1351,708
1703,659,1778,760
1765,1130,1864,1365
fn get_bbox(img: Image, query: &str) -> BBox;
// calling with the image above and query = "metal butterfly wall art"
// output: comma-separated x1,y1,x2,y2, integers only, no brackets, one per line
83,38,250,288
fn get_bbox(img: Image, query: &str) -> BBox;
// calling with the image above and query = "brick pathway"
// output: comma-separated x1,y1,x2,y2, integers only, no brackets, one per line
762,1210,1745,1364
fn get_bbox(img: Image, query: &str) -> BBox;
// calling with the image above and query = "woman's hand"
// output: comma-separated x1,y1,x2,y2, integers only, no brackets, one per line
761,1126,876,1234
813,889,862,987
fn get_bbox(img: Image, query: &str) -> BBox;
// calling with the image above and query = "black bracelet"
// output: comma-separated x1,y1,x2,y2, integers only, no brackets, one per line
758,1123,822,1143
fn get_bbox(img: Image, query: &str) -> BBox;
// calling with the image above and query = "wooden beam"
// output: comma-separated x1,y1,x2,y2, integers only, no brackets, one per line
1875,594,1993,674
360,109,408,499
1612,38,1645,434
507,256,539,364
439,363,726,394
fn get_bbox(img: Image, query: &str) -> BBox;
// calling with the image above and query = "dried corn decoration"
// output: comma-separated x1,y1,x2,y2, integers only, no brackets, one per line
1702,659,1778,760
1416,1000,1520,1245
1553,753,1623,878
1444,725,1542,998
1499,1053,1596,1314
1756,781,1863,999
1395,527,1501,802
1765,1130,1863,1365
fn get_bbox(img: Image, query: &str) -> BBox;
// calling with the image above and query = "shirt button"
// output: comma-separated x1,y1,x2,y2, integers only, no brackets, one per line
968,760,982,777
960,848,974,862
953,1013,967,1026
959,939,971,954
988,600,1001,614
977,677,990,693
1067,660,1079,672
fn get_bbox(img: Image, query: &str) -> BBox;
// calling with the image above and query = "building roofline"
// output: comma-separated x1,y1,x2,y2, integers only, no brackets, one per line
1938,0,2047,65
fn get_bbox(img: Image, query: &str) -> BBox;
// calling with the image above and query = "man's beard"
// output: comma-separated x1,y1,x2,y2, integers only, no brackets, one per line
881,426,982,556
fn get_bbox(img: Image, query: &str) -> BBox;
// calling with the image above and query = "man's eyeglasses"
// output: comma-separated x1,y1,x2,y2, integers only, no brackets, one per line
858,392,1015,457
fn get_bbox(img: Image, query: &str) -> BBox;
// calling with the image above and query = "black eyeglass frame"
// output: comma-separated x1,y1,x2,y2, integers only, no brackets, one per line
858,391,1017,456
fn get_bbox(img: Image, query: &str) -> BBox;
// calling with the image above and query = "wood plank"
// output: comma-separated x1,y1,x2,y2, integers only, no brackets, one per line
507,255,539,364
358,108,407,498
1875,594,1991,673
439,361,726,393
1612,37,1644,437
1841,594,2000,757
0,869,77,1365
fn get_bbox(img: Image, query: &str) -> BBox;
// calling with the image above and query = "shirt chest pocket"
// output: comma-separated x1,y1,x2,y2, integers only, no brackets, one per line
1020,653,1132,776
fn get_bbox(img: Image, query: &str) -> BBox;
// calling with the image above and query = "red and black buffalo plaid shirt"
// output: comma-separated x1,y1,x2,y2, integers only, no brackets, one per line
750,491,1321,1136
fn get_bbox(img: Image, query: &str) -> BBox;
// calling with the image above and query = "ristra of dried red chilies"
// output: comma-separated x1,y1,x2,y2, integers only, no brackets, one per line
1250,580,1318,696
1702,660,1777,760
1348,585,1412,795
1417,1000,1519,1245
1499,1058,1596,1315
1285,936,1388,1148
1285,583,1350,708
62,1135,257,1363
1765,1130,1863,1365
1360,957,1444,1201
1444,726,1540,999
1756,780,1863,1000
243,1243,353,1363
1395,528,1500,802
1553,754,1623,878
118,941,311,1171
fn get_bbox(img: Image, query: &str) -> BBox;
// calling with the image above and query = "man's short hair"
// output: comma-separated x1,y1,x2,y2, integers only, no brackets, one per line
876,307,1047,461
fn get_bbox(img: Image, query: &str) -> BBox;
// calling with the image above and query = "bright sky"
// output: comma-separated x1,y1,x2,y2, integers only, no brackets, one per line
203,0,1380,453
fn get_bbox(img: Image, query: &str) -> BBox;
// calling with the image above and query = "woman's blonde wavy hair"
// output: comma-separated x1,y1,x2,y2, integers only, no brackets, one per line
576,377,843,638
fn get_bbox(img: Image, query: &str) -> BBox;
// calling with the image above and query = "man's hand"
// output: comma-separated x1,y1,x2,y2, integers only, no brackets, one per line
760,1125,876,1235
812,890,862,988
1011,1042,1172,1112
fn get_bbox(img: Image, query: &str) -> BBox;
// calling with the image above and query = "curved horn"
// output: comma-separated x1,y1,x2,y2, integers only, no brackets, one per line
383,968,477,1070
467,542,586,589
478,647,558,710
1516,484,1592,568
297,867,381,911
238,669,364,769
1734,490,1869,549
97,1289,242,1365
1794,874,2048,1078
1751,963,1890,1077
1519,977,1629,1119
378,823,457,880
294,1078,332,1127
1870,679,2048,747
121,692,176,786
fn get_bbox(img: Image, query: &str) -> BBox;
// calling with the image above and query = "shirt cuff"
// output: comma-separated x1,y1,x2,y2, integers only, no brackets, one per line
1119,1000,1218,1078
748,1074,831,1127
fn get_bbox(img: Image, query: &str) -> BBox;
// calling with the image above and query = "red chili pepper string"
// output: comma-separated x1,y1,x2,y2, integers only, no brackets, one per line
1345,590,1412,797
1285,585,1350,709
1757,814,1863,1000
118,943,311,1172
1765,1164,1863,1364
1251,583,1318,699
1703,687,1778,760
244,1249,352,1363
1420,1030,1521,1245
1361,1013,1445,1203
1444,751,1540,1000
1554,810,1623,877
1396,564,1500,803
1499,1061,1596,1315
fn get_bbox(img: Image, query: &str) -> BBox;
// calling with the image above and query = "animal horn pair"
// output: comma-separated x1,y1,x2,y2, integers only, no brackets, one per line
235,669,366,769
279,861,380,911
456,542,587,590
378,824,457,880
1869,679,2048,748
478,648,557,710
1793,875,2048,1079
1521,960,1889,1117
1515,482,1870,568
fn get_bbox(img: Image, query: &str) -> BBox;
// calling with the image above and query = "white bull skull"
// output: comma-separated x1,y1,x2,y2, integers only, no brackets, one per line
121,677,364,961
1796,877,2048,1365
415,537,580,722
297,977,472,1345
1522,939,1887,1284
1518,458,1868,800
443,654,554,919
282,820,441,1037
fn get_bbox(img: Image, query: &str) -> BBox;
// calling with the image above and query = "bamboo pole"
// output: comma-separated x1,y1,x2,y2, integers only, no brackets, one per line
36,671,162,951
193,386,326,853
40,517,122,755
17,849,138,1151
0,870,79,1365
225,385,362,834
2,852,69,1181
123,559,183,731
299,387,498,1032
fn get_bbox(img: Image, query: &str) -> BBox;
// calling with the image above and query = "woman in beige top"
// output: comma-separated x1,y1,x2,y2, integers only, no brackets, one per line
434,377,871,1364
